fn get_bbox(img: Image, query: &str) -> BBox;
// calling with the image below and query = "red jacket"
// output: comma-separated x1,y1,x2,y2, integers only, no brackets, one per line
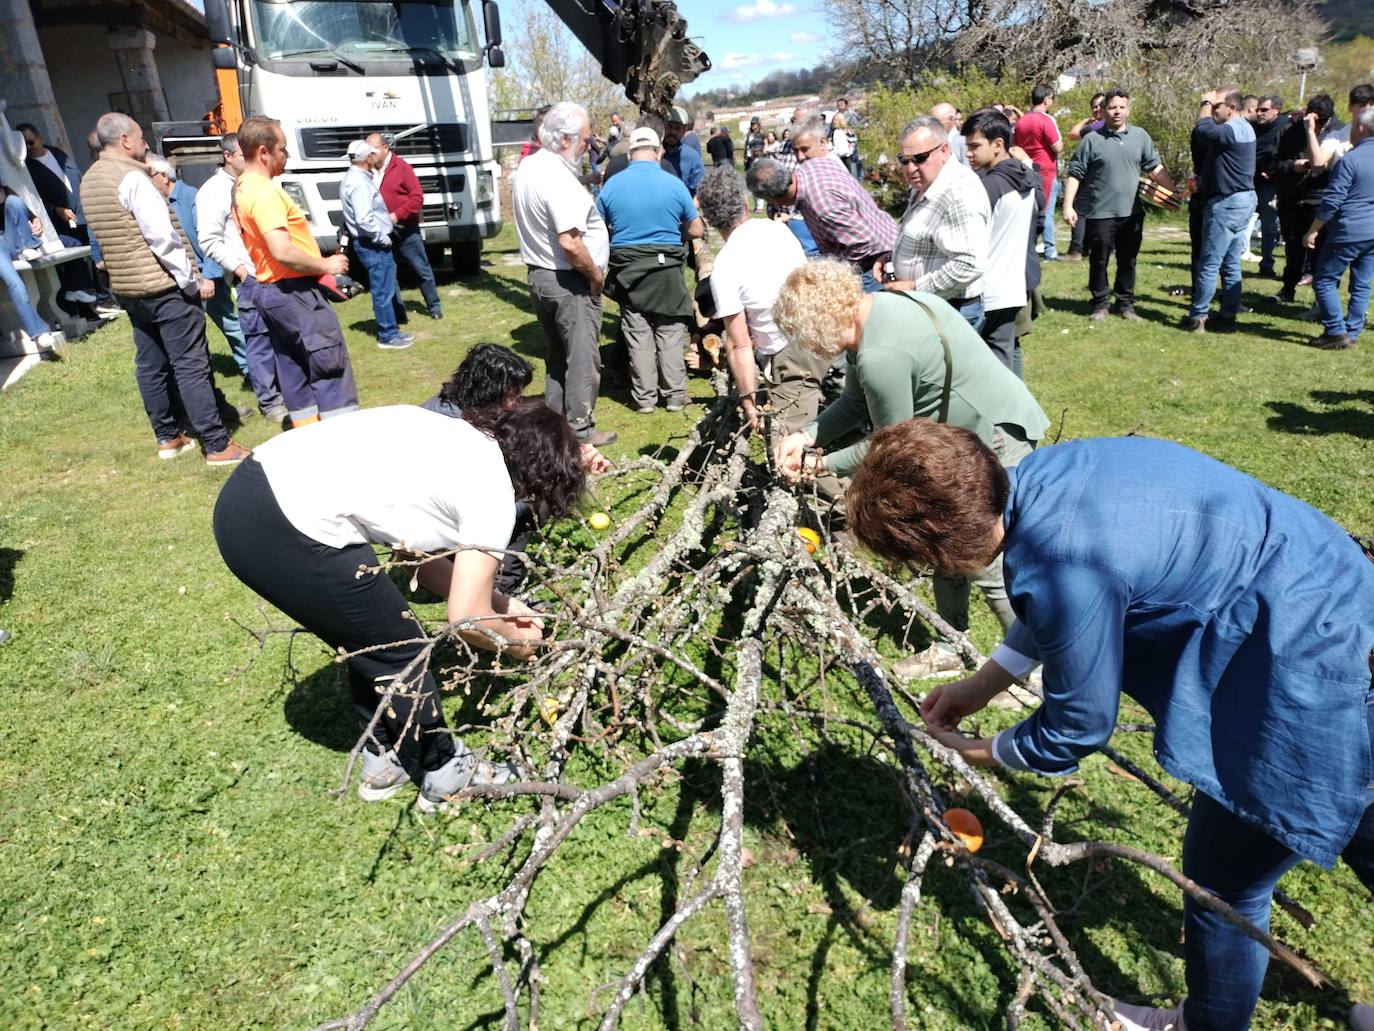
378,153,424,225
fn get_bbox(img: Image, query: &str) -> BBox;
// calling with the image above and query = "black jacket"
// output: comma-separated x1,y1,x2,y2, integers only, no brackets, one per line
26,145,84,231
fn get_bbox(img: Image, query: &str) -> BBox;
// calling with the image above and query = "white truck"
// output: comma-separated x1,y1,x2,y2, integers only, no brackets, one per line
168,0,710,275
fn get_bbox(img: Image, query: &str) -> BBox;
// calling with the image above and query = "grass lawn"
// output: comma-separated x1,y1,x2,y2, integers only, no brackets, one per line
0,217,1371,1030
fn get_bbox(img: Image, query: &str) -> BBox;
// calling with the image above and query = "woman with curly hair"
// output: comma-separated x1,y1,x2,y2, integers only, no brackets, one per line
846,418,1374,1031
213,401,586,811
772,258,1048,678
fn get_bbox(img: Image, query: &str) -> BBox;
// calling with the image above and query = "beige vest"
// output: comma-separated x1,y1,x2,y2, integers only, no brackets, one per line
80,154,198,298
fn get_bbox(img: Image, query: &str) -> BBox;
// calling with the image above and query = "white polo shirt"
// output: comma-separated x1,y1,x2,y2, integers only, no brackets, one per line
252,406,516,554
512,148,608,271
709,218,806,357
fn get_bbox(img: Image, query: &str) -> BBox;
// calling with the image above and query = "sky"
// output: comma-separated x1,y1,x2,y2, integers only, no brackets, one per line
678,0,830,96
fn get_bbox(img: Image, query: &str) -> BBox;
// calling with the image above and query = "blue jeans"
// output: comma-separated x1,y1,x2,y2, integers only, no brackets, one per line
205,275,248,375
4,194,42,254
1181,696,1374,1030
1190,191,1257,319
0,234,50,338
353,239,401,342
1042,176,1059,260
1314,237,1374,342
953,294,985,335
393,223,441,316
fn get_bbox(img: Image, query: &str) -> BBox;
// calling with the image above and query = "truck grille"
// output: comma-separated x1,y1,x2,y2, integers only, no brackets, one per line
314,173,464,202
299,123,468,160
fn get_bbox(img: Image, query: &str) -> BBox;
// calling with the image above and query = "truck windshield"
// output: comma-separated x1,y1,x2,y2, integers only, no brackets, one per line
252,0,479,62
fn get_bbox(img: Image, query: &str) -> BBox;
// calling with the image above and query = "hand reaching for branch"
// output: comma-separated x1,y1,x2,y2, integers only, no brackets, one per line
775,431,812,482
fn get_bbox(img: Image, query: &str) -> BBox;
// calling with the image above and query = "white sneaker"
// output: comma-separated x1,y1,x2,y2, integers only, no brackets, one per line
891,643,964,680
35,331,58,350
1112,998,1186,1031
416,749,519,814
357,747,410,802
19,247,42,262
61,289,98,304
1240,251,1260,263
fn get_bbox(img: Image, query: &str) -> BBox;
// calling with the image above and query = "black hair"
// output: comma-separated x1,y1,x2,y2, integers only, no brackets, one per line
1103,88,1131,106
1351,84,1374,107
1030,84,1054,107
14,122,39,137
440,343,533,410
1090,92,1105,106
1264,94,1284,110
463,400,587,523
963,109,1013,149
1306,93,1335,124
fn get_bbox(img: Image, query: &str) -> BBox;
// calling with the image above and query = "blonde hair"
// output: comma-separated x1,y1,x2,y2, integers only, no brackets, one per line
772,258,864,359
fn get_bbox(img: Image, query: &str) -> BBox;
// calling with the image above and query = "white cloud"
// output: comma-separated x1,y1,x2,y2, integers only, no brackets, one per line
725,0,796,23
718,51,797,71
788,31,821,44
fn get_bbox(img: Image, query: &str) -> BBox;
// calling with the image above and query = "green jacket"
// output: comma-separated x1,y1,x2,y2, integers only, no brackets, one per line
606,243,692,317
806,291,1050,477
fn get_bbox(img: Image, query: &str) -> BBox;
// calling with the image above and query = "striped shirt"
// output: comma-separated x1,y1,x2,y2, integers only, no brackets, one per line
891,159,989,300
793,155,897,266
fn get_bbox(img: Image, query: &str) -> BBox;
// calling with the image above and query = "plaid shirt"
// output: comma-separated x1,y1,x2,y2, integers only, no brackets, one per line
891,159,990,300
793,155,897,266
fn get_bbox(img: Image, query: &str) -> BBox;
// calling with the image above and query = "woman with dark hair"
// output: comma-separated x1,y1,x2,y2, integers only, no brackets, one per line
214,401,586,812
422,342,534,418
848,420,1374,1031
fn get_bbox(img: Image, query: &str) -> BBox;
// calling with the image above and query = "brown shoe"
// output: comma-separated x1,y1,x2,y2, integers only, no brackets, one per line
205,441,252,467
1308,333,1352,350
1089,308,1109,321
583,430,618,447
157,434,196,461
1111,306,1145,321
1058,251,1084,262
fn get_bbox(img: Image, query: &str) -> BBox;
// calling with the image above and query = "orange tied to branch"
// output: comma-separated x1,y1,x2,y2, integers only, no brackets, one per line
942,808,984,853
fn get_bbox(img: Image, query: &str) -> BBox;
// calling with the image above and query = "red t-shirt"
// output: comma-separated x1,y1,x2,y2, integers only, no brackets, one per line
1013,110,1061,200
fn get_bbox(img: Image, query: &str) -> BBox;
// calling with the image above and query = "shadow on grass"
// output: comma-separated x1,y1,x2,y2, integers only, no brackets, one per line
1265,390,1374,439
0,547,22,603
283,662,358,753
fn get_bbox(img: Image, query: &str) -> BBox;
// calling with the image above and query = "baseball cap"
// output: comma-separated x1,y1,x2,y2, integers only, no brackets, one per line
666,105,691,126
628,127,661,151
345,139,376,160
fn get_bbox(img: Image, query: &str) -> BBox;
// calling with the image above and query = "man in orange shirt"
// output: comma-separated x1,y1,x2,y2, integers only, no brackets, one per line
233,116,359,426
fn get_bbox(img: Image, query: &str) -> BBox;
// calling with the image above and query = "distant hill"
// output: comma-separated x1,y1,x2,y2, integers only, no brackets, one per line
1322,0,1374,41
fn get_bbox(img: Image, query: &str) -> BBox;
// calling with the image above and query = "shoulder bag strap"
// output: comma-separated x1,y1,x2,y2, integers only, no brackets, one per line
891,292,955,424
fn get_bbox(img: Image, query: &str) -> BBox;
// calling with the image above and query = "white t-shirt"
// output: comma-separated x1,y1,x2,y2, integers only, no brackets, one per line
709,218,806,357
252,406,516,554
512,148,609,271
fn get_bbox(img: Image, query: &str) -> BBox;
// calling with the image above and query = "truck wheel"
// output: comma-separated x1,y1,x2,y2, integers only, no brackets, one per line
453,240,483,277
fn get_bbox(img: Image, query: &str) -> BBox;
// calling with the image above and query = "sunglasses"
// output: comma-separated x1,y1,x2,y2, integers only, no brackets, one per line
897,146,942,167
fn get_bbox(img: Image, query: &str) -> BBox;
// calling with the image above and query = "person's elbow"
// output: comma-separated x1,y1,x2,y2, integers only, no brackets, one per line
685,217,704,239
557,231,582,260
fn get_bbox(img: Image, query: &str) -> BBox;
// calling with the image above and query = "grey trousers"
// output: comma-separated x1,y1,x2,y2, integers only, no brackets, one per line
933,424,1035,633
622,305,687,410
766,343,845,501
528,266,602,439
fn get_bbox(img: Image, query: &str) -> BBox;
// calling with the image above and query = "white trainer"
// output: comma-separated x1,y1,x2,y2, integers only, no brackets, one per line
357,747,410,802
1112,998,1186,1031
416,749,519,814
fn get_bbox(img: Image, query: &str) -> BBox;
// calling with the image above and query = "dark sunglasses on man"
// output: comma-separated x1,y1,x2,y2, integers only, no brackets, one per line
897,145,943,167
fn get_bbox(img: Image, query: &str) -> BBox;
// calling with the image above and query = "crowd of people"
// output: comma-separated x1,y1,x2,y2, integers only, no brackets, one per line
7,83,1371,1030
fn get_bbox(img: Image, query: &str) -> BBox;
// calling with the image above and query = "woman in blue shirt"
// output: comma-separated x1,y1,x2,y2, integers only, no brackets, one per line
846,419,1374,1031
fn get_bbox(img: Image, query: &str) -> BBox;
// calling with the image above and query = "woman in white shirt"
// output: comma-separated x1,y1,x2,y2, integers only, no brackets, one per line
213,401,586,812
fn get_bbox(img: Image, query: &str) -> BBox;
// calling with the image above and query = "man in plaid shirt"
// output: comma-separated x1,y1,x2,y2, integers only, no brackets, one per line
747,114,897,292
880,115,990,331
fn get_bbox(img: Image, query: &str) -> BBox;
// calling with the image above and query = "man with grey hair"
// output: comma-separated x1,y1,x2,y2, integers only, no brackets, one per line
747,138,897,291
931,102,968,165
341,138,412,349
696,166,840,494
80,113,248,465
881,115,990,329
512,101,615,446
1302,104,1374,349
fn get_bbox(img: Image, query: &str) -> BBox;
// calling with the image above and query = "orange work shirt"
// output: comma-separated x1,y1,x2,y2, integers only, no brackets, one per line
234,171,319,283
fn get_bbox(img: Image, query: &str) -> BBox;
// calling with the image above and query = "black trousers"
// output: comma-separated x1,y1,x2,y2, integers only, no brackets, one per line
1278,201,1313,295
122,287,230,453
1086,210,1145,311
213,458,457,772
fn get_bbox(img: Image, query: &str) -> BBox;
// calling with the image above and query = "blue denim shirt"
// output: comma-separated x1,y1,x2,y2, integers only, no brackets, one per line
1316,137,1374,246
171,181,219,279
993,437,1374,866
664,143,705,195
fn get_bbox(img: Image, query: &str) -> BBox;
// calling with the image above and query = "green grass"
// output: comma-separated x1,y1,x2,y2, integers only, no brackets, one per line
0,218,1371,1029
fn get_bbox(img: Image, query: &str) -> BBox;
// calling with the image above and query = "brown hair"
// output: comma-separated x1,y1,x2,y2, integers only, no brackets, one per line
238,116,283,163
847,420,1008,572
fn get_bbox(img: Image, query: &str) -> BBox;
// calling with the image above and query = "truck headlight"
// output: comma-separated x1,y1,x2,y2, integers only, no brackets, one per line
475,171,495,206
280,181,312,221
